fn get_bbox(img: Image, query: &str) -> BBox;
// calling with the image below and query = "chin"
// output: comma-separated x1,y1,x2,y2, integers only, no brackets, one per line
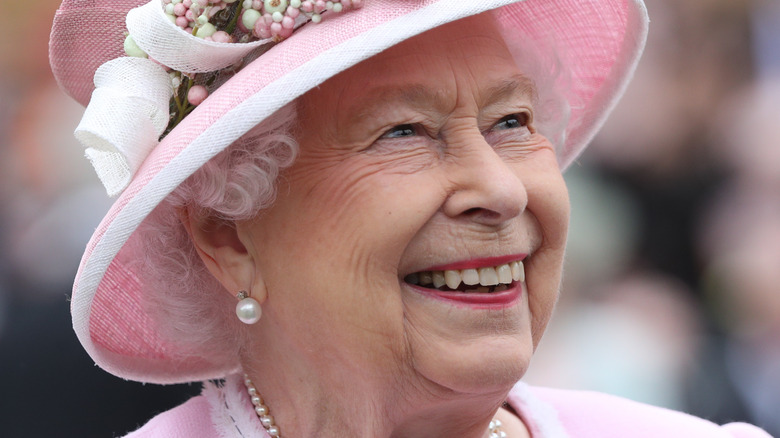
414,330,535,396
399,277,538,395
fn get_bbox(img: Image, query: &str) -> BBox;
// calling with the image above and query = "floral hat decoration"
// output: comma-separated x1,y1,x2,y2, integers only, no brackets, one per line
50,0,649,384
59,0,363,197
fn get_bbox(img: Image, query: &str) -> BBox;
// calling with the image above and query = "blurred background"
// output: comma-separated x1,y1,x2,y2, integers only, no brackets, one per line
1,0,778,436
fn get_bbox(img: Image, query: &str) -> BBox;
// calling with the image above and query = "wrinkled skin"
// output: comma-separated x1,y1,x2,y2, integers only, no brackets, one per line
189,12,569,438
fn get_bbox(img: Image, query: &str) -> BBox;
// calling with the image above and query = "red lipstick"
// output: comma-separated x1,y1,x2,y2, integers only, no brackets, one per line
407,282,523,309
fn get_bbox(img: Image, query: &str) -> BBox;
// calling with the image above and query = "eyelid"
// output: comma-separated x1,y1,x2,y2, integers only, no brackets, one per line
482,109,533,133
508,110,532,126
379,122,436,140
380,124,415,139
483,111,536,146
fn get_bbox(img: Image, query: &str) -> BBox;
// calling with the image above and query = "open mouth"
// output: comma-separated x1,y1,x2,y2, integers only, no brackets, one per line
404,260,525,293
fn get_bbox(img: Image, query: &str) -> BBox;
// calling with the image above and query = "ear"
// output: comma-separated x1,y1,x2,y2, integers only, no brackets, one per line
179,206,267,303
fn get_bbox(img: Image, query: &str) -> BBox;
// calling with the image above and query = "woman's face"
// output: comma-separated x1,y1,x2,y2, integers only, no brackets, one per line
240,14,569,396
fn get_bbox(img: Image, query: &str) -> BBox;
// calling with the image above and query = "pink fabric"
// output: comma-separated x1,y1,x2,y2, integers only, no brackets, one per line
90,257,168,359
721,423,776,438
123,395,217,438
50,1,137,106
120,380,773,437
518,384,774,438
497,0,634,162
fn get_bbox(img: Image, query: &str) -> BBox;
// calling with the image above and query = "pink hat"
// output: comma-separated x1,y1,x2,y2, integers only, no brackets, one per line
50,0,648,384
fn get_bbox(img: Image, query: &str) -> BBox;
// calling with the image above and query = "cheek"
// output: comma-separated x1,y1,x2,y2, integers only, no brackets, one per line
520,154,570,345
524,151,570,247
253,157,448,339
288,155,446,255
537,180,570,248
253,160,450,368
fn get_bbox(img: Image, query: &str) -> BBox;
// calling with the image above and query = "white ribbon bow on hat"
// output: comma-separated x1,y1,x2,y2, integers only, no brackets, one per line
75,57,172,197
75,0,273,197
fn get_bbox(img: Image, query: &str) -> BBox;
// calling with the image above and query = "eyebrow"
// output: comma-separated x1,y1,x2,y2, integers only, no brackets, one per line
483,74,538,107
351,74,538,122
353,84,451,120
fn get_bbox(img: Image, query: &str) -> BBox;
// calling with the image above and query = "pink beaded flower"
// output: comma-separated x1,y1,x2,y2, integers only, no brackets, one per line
240,0,362,40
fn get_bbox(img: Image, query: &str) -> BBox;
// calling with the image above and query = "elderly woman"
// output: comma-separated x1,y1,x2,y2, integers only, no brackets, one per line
50,0,771,437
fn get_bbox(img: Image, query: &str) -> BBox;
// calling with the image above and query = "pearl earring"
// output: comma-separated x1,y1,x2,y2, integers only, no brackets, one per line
236,290,261,324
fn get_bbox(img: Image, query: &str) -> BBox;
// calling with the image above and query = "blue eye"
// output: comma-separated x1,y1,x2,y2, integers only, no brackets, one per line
494,113,530,131
382,124,417,139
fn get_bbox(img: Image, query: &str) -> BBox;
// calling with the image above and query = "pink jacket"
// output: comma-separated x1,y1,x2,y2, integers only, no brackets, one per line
124,376,772,437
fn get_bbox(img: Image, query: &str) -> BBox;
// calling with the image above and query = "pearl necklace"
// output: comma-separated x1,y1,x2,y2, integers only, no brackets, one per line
244,375,282,437
243,374,507,438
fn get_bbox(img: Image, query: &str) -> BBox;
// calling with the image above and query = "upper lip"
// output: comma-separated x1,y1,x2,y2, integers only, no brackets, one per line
418,253,527,272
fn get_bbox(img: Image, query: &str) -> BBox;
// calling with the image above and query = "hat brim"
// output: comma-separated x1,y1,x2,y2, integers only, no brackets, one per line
58,0,648,384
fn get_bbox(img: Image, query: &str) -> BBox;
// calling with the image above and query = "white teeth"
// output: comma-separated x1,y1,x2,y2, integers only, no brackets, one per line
497,264,512,284
432,271,446,288
478,267,499,286
406,259,526,291
444,270,462,289
461,269,480,286
510,261,525,282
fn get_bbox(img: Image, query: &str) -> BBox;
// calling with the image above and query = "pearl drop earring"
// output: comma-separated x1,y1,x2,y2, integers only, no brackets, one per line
236,290,261,324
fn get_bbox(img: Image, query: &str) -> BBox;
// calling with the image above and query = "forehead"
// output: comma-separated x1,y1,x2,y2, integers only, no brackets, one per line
302,13,528,112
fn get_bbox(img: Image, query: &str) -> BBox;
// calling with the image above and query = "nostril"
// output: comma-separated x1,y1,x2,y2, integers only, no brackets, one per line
462,207,501,222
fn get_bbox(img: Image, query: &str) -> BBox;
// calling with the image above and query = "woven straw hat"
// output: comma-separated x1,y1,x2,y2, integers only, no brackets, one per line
50,0,648,384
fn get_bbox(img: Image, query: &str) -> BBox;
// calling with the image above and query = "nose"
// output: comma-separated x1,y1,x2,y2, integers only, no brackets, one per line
441,138,527,226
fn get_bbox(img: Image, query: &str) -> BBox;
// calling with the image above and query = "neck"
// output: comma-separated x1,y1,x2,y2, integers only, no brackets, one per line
242,357,513,438
389,396,508,438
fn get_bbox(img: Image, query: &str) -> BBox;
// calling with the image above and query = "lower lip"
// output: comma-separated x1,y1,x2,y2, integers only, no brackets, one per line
407,282,523,309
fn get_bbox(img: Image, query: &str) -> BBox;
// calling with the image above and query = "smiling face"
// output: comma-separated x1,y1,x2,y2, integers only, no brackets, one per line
239,14,569,399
